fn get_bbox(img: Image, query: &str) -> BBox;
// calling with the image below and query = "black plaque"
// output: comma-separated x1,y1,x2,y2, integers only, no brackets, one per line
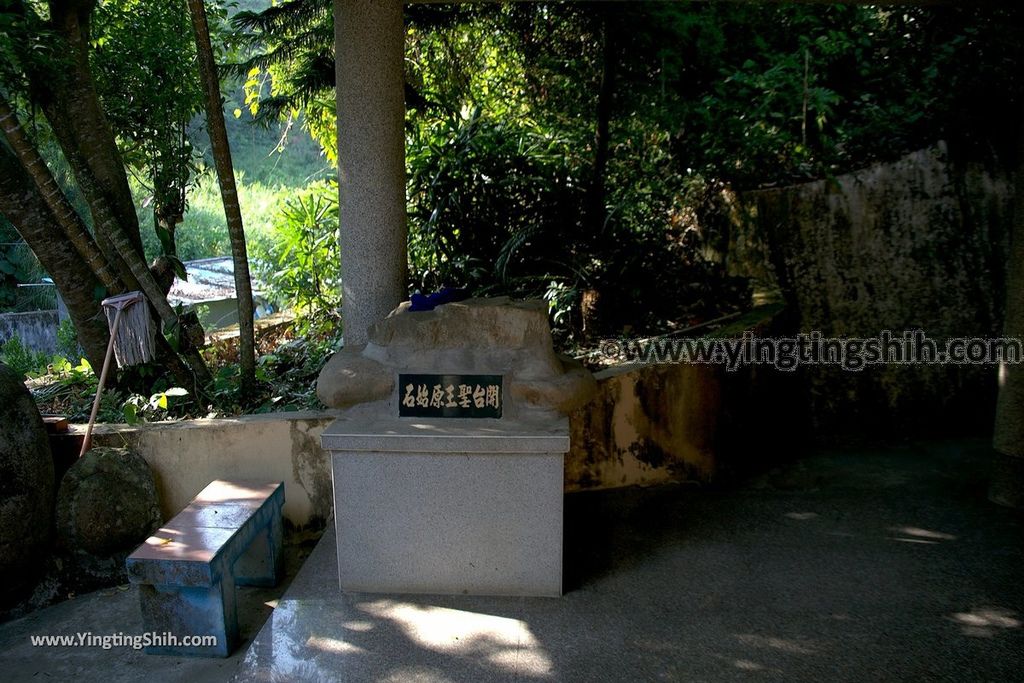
398,374,503,418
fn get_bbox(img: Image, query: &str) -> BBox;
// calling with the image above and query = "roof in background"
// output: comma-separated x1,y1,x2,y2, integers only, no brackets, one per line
168,257,264,307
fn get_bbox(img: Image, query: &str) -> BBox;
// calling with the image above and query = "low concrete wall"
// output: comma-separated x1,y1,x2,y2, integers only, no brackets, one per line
73,330,789,525
0,310,59,355
565,324,799,491
60,308,789,525
566,364,722,490
84,412,334,529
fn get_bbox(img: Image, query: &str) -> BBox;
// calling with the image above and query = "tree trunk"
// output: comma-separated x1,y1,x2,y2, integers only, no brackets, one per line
0,143,109,371
586,14,617,242
45,0,144,254
186,0,257,397
4,0,213,392
0,93,119,292
152,124,190,259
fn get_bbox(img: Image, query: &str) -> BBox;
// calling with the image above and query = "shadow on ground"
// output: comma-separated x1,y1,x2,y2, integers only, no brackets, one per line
1,439,1021,682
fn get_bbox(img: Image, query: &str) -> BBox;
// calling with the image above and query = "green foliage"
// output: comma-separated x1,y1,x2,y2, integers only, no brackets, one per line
133,172,287,262
56,318,79,362
250,320,336,411
90,0,209,257
407,106,581,293
218,110,332,187
638,3,1023,185
0,245,45,312
195,310,338,414
0,218,45,312
251,181,339,319
543,280,577,330
121,387,189,425
31,356,197,423
0,1,59,95
6,0,1023,402
230,0,337,161
401,6,762,339
0,336,50,378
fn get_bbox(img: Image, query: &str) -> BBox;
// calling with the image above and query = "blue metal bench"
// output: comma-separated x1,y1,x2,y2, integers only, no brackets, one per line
126,480,285,657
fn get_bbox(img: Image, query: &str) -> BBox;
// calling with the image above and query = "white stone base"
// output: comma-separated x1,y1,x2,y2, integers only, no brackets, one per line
325,418,567,597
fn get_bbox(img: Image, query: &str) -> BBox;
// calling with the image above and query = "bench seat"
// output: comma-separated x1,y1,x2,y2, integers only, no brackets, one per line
126,480,285,657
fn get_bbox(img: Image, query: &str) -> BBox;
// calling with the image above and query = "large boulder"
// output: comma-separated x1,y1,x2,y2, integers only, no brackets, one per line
0,362,55,606
317,297,597,419
56,447,161,582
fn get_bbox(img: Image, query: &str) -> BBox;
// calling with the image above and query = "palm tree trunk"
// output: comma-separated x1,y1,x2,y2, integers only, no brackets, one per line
186,0,257,397
5,0,213,391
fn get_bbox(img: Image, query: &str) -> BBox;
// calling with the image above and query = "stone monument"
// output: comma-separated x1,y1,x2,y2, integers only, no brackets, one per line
317,297,595,596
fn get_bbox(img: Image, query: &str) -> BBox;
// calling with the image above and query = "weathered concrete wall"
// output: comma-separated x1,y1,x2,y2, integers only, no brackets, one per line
566,307,799,490
567,363,721,490
68,303,790,520
0,310,58,355
67,341,788,521
83,412,335,529
725,143,1014,434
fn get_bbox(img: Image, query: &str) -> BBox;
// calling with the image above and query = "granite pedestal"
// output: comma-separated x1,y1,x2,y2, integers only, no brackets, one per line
324,417,568,597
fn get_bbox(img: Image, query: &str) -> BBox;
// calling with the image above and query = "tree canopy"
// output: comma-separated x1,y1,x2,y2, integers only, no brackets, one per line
2,0,1022,384
233,2,1021,340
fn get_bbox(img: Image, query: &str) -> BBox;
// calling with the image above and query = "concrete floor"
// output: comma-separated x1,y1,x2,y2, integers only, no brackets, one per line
0,530,320,682
2,439,1022,681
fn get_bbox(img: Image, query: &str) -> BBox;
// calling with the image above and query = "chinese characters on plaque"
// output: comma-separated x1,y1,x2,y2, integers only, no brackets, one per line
398,374,502,418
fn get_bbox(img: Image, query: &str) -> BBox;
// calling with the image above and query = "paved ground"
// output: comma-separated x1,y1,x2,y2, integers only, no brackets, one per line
2,439,1021,681
0,530,321,682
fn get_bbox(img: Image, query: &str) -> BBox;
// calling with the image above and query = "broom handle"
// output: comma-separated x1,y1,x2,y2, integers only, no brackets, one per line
79,305,125,458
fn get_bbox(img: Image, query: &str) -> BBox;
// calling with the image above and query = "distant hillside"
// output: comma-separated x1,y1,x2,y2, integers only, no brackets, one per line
188,0,334,188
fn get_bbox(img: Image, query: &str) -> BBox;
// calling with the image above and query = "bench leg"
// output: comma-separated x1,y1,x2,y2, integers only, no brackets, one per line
234,508,283,587
136,575,238,657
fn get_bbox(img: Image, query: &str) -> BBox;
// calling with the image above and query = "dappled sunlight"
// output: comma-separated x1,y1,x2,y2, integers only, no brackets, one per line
734,634,817,655
342,620,375,633
192,480,281,506
734,659,766,671
375,665,457,683
306,634,367,655
887,526,957,545
359,599,553,677
889,526,957,541
144,527,181,541
710,652,776,675
949,607,1022,637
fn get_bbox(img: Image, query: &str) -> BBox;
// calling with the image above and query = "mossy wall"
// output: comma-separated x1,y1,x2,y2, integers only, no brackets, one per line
726,143,1014,434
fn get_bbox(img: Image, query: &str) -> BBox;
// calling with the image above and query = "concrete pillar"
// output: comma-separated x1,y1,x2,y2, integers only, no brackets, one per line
990,119,1024,508
335,0,408,345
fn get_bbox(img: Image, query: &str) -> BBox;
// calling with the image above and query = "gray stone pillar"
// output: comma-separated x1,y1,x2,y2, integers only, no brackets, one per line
990,121,1024,507
335,0,407,345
